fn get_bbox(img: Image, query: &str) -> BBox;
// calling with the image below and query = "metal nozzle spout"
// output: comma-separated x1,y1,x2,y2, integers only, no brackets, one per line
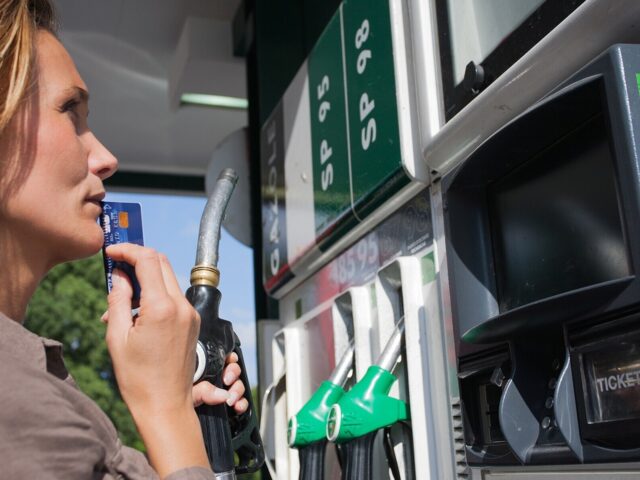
328,342,355,386
377,317,404,372
191,168,238,286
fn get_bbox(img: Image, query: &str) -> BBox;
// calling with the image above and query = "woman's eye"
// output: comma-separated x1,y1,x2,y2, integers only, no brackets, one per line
61,99,79,116
59,98,89,132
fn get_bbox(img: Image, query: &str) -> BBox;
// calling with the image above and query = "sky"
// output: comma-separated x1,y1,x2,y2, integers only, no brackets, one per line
106,191,258,386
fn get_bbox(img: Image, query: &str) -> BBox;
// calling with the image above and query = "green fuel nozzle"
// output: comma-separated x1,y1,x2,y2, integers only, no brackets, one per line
288,343,355,447
326,319,408,443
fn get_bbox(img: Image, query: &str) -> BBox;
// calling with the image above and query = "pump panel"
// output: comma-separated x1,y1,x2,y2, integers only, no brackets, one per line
260,0,429,297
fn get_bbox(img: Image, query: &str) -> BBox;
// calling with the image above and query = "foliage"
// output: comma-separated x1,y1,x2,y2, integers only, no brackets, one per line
25,254,145,451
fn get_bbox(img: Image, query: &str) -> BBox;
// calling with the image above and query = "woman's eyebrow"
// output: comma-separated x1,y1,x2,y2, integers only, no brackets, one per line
61,86,90,103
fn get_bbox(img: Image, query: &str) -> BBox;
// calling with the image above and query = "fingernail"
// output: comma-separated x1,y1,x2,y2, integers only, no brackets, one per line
216,389,230,401
227,392,238,406
223,372,234,386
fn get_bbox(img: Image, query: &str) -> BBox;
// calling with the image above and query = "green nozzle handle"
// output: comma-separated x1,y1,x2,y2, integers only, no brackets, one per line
326,365,408,443
288,343,354,447
288,381,346,447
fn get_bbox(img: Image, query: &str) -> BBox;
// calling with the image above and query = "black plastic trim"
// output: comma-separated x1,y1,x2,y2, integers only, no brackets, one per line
104,171,205,194
435,0,586,121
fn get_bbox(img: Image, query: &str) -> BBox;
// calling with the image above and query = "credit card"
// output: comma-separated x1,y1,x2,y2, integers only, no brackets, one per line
100,201,144,301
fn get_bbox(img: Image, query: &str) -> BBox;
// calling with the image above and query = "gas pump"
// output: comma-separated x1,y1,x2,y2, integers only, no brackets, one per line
250,1,640,480
444,45,640,476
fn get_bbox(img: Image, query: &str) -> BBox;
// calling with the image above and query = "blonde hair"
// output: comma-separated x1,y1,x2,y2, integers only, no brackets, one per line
0,0,55,132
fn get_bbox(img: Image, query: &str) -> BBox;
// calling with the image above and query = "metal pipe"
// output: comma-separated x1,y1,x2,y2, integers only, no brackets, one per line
377,317,404,373
329,342,355,386
196,168,238,267
191,168,238,287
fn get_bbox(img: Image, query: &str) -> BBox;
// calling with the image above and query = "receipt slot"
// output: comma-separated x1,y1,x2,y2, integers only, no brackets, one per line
556,314,640,462
444,45,640,468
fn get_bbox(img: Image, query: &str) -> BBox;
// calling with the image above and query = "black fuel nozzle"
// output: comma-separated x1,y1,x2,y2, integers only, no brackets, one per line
187,168,264,479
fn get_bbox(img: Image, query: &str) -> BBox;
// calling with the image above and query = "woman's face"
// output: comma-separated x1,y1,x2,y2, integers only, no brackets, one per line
0,31,118,268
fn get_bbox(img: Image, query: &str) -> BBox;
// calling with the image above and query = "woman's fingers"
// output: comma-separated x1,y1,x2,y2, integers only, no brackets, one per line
105,243,168,301
192,381,230,408
226,378,246,407
223,353,240,386
223,362,241,387
222,353,248,412
233,398,249,414
226,352,238,364
192,380,248,414
105,269,134,350
195,351,248,412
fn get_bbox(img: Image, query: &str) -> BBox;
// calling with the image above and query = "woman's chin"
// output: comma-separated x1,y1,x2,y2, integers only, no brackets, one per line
86,224,105,255
49,237,103,271
65,224,104,261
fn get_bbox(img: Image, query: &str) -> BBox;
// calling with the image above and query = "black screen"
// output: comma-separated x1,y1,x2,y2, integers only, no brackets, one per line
489,113,630,312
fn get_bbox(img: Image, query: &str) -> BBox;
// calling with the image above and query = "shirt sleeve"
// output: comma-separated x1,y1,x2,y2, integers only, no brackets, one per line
164,466,216,480
110,443,160,479
112,445,214,480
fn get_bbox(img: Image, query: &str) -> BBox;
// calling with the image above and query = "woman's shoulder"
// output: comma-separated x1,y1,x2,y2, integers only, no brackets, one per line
0,347,89,425
0,348,156,478
0,348,102,474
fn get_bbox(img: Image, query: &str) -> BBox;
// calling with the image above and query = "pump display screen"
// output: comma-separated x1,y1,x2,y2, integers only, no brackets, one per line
488,114,630,312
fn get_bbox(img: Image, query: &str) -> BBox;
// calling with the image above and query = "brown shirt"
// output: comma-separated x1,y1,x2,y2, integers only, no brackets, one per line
0,312,216,480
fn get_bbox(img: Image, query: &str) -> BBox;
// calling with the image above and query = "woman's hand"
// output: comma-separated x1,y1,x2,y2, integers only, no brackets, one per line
192,353,249,414
101,313,250,414
105,244,199,416
104,243,209,477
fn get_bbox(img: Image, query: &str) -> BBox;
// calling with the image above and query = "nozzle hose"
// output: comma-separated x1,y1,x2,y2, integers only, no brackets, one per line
192,168,238,285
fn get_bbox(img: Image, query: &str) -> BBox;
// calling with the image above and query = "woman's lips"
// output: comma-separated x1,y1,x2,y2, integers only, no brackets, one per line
86,192,105,215
86,192,106,206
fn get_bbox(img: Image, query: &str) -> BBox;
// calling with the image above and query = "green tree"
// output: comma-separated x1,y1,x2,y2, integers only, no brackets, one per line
25,254,144,451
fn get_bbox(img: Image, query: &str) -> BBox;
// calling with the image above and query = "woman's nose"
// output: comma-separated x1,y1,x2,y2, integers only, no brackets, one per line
87,132,118,180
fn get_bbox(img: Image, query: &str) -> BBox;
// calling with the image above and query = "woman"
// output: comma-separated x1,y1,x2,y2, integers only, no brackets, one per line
0,0,247,478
